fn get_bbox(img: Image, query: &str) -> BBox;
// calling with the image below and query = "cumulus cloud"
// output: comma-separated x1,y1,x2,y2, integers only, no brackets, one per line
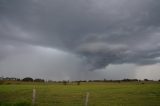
0,0,160,80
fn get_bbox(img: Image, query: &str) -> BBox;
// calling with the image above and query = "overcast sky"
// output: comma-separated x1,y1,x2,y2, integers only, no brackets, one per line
0,0,160,80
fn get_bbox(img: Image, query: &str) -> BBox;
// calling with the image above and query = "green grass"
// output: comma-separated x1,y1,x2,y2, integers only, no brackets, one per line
0,82,160,106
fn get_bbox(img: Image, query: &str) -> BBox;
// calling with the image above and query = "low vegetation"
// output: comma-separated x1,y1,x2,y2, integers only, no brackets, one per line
0,80,160,106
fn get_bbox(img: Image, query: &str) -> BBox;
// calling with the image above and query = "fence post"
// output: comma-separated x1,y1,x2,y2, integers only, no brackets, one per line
84,92,90,106
32,87,36,105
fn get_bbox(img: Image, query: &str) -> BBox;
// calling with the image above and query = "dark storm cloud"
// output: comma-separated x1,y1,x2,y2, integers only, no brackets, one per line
1,0,160,71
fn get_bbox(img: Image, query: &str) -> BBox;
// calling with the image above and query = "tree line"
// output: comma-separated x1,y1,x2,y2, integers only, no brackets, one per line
0,76,160,83
0,77,45,82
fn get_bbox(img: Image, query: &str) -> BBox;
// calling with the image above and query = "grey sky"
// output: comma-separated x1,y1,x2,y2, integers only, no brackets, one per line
0,0,160,80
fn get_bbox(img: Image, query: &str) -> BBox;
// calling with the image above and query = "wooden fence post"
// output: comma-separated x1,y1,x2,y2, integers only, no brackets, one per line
32,88,36,105
84,92,90,106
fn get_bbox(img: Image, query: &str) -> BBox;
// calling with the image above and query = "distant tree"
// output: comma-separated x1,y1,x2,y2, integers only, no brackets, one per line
16,78,21,81
63,81,67,85
22,77,33,82
122,79,138,82
144,79,149,81
34,78,45,82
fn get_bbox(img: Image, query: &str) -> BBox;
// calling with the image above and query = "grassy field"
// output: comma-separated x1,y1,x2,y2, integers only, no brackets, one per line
0,82,160,106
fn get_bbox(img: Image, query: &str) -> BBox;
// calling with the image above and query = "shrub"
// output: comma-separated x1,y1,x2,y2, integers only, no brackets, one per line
22,77,33,82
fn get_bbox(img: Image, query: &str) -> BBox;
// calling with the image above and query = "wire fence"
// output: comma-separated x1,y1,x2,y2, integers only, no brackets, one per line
31,89,90,106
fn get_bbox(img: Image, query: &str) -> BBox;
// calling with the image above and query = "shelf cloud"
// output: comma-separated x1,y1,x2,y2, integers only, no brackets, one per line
0,0,160,80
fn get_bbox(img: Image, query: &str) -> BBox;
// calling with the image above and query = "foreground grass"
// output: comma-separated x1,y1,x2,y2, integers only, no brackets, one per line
0,82,160,106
